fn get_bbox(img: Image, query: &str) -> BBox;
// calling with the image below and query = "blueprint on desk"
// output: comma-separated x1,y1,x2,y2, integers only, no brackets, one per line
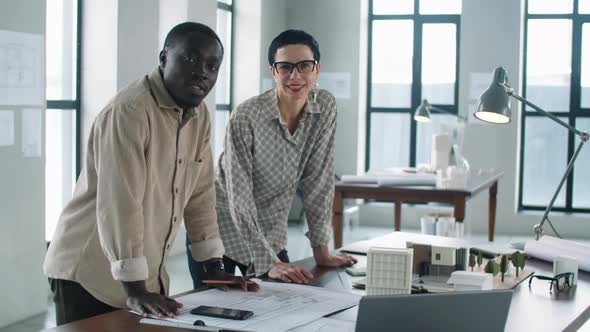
159,281,361,332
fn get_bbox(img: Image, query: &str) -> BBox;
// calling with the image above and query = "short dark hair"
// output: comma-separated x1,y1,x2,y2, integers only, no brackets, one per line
163,22,224,54
267,30,320,65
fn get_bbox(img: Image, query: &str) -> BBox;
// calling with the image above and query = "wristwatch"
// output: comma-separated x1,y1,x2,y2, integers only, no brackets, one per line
203,258,224,273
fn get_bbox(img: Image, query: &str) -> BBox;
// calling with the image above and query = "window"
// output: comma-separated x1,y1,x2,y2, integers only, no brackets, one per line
45,0,80,241
366,0,461,171
215,1,233,161
521,0,590,212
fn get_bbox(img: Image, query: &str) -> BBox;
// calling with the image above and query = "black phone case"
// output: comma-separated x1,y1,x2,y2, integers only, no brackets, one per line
190,306,254,320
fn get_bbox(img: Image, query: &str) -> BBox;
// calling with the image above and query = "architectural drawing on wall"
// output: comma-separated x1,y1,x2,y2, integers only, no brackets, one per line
0,110,15,146
0,30,44,106
317,72,351,100
22,108,42,158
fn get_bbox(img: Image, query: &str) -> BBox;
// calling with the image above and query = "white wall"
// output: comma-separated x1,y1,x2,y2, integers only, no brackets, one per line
117,0,160,89
259,0,287,92
459,0,524,237
285,0,365,176
82,0,218,155
233,0,263,105
0,0,47,327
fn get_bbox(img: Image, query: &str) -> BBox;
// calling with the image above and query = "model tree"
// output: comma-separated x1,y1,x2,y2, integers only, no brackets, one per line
499,255,509,282
511,251,525,277
469,254,476,271
484,260,500,276
477,252,483,269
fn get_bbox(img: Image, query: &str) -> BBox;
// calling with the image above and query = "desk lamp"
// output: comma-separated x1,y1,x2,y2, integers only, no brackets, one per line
414,99,469,171
414,99,467,122
475,67,589,240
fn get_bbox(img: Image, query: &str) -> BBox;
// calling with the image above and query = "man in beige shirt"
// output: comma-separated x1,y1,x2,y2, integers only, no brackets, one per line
44,22,256,326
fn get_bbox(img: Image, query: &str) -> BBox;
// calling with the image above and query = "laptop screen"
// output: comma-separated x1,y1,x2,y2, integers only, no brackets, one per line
355,290,512,332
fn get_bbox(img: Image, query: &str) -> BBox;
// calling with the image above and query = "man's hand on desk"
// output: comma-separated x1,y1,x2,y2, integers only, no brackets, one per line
123,281,182,318
204,269,260,292
313,245,358,268
268,262,314,284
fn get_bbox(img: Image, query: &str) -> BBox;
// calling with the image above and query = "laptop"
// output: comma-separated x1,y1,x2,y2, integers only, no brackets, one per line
355,290,513,332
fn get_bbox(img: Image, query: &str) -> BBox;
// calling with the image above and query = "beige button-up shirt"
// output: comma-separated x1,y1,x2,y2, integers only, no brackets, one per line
43,68,224,308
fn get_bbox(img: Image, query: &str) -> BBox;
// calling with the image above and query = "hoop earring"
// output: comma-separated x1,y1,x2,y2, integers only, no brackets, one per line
313,81,319,103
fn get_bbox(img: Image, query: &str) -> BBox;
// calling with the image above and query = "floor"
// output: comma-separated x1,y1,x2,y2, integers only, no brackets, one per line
0,222,583,331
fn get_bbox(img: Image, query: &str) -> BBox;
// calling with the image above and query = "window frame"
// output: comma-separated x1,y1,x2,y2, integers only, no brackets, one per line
216,1,234,113
365,0,461,171
46,0,82,175
520,0,590,213
45,0,82,242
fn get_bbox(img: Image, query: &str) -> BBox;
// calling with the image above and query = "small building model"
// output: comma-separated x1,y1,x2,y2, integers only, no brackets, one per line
447,271,493,291
410,243,469,277
366,247,413,296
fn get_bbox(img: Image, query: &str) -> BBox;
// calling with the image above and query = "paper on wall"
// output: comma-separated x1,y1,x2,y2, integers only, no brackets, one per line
0,110,14,146
22,108,42,158
0,30,44,106
317,72,351,99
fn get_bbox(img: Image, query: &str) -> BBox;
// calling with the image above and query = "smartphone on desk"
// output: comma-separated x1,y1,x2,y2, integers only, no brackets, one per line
190,305,254,320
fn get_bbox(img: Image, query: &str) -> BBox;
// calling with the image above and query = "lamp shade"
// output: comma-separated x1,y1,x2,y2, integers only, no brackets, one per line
414,99,431,122
475,67,512,124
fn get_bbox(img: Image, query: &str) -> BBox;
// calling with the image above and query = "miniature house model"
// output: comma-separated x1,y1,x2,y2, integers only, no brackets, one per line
366,247,413,296
409,243,469,277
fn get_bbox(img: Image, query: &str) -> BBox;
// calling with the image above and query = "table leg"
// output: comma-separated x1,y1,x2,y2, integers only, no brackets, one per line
453,199,466,223
489,181,498,242
333,191,343,249
394,201,401,231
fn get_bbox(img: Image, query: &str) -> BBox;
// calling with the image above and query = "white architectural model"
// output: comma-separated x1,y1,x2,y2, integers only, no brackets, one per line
366,247,413,295
447,271,493,291
431,245,457,266
410,243,469,277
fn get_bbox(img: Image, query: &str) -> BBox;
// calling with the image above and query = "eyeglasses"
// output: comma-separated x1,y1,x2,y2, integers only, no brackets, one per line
273,60,318,75
528,272,574,292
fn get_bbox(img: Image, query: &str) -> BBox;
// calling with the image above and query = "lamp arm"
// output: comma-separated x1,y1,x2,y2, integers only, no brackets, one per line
534,138,587,240
506,88,589,141
429,105,468,122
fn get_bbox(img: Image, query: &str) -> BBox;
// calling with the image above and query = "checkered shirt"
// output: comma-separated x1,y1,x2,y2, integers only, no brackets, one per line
215,88,336,276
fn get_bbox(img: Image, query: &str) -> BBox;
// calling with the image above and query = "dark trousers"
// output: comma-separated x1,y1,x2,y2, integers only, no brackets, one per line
49,278,117,326
186,234,290,289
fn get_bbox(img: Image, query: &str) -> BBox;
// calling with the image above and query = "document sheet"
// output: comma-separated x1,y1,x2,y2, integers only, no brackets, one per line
287,317,356,332
160,281,361,332
340,174,435,186
525,236,590,272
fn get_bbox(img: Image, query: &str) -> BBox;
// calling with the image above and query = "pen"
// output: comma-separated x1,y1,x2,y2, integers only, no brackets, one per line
202,280,257,285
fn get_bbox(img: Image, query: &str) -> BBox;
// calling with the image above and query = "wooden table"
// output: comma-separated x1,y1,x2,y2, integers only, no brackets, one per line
333,170,504,248
43,232,590,332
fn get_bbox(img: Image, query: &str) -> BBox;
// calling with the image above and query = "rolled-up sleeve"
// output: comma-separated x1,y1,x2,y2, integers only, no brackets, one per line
94,104,149,282
224,111,279,275
299,95,337,248
184,112,225,262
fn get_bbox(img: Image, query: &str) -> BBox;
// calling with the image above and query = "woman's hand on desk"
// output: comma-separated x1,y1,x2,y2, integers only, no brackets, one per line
268,262,314,284
313,245,358,268
123,280,182,318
